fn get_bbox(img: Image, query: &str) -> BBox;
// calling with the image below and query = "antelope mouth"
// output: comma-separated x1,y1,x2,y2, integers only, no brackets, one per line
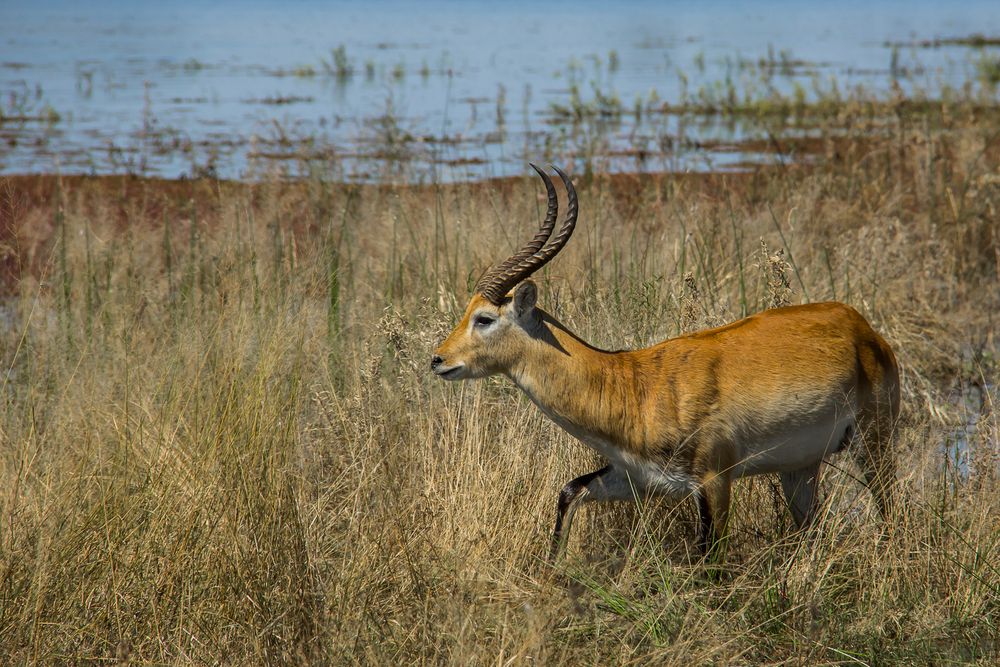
435,364,465,380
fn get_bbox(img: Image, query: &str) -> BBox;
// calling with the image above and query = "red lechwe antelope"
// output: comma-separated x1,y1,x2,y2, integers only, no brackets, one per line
431,165,900,561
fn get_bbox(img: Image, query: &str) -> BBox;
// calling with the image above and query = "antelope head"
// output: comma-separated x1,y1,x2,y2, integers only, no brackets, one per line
430,165,578,381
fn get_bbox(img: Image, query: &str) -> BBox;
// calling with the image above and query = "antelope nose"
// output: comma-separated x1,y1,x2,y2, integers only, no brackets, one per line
430,355,443,371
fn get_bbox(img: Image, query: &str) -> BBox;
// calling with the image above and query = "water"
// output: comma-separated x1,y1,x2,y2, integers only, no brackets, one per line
2,0,999,181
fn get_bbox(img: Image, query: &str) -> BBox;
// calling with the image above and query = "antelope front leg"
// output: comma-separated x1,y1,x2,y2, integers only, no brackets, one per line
551,465,638,561
697,470,732,564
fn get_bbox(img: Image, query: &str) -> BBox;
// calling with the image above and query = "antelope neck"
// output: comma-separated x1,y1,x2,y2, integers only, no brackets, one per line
504,312,644,449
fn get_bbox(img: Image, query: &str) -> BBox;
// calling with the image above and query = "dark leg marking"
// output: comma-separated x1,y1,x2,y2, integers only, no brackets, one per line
551,465,611,559
697,491,714,555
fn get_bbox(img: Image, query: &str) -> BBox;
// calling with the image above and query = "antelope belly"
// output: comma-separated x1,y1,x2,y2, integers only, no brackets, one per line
734,415,854,476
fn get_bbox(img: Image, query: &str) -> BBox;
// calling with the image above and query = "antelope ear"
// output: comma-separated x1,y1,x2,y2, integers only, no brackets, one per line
511,281,537,318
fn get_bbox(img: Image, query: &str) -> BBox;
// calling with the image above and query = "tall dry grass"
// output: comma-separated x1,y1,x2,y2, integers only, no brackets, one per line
0,106,998,664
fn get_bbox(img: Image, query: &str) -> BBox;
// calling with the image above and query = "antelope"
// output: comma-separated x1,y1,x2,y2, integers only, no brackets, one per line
431,165,900,561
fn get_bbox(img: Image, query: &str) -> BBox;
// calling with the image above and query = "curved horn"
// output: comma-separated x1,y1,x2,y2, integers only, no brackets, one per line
478,165,578,304
475,163,559,299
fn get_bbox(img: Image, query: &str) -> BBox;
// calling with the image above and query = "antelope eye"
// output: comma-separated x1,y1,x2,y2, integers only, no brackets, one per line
473,314,496,328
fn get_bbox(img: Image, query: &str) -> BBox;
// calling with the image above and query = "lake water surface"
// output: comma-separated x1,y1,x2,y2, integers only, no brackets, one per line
2,0,999,180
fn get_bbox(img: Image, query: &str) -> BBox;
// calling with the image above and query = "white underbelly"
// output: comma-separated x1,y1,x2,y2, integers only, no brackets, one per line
583,436,697,497
734,415,854,477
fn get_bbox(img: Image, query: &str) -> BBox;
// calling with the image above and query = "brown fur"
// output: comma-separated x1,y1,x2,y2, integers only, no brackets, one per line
433,288,900,560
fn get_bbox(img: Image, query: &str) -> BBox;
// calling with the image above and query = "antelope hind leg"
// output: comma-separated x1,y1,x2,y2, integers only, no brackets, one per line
780,462,821,529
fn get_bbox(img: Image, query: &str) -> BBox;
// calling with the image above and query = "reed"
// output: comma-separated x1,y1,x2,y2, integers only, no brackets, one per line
0,93,997,664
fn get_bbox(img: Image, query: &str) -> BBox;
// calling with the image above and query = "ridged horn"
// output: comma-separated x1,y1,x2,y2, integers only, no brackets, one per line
477,165,578,305
475,164,558,298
